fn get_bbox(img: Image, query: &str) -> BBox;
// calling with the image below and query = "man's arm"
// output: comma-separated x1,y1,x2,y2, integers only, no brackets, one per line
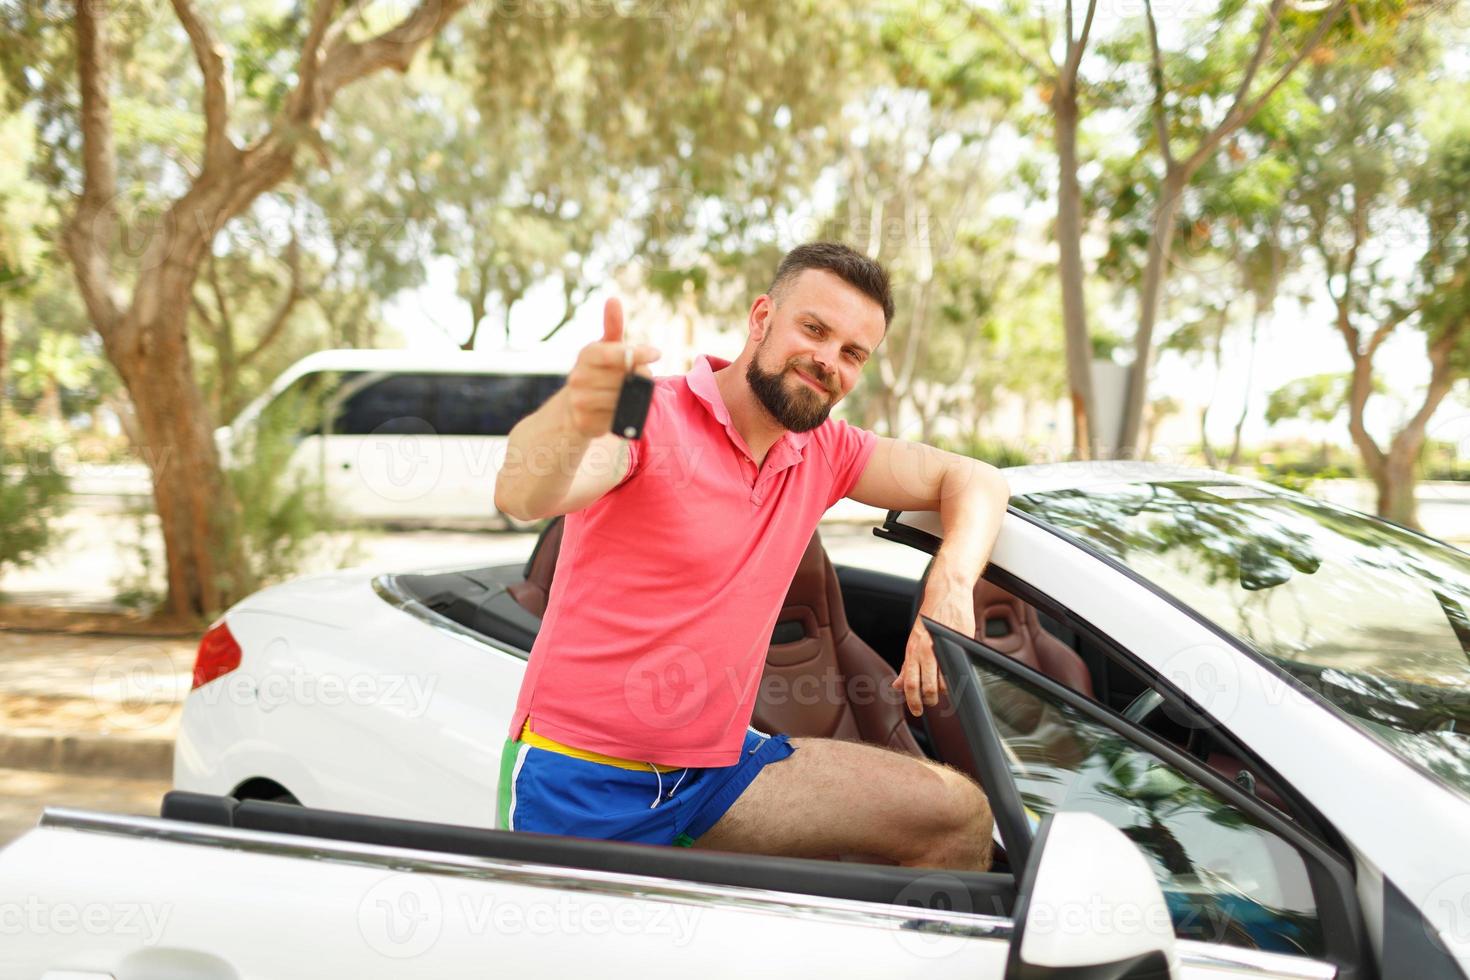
494,392,634,522
845,437,1011,714
493,297,659,522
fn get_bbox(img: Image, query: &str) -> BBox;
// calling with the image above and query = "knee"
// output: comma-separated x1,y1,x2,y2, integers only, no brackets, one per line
920,767,994,870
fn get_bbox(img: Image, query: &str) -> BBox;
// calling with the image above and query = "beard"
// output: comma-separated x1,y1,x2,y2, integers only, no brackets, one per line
745,339,836,433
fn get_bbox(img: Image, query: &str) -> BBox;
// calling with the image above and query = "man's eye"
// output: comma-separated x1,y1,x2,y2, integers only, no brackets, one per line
806,322,821,334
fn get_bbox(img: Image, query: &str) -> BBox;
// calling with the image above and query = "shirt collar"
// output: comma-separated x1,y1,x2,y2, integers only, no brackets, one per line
687,354,814,450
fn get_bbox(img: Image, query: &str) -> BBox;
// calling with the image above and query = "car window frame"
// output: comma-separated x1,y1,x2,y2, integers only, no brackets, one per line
923,612,1371,978
1005,496,1470,806
884,507,1338,842
979,561,1329,838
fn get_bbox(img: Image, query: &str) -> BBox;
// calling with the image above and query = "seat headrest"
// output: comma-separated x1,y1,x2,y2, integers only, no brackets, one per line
973,579,1043,673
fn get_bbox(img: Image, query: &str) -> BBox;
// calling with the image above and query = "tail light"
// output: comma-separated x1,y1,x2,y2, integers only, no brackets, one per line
193,618,242,690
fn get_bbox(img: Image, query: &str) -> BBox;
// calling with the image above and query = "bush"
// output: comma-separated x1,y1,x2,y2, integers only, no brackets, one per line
1248,440,1361,493
935,435,1039,469
0,440,70,583
1417,439,1470,482
216,383,359,598
112,385,360,614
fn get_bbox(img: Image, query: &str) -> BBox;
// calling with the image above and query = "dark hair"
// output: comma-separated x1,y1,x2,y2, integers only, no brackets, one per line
768,242,895,327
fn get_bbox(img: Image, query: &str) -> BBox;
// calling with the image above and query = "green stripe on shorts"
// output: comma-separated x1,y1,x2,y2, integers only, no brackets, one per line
496,736,522,830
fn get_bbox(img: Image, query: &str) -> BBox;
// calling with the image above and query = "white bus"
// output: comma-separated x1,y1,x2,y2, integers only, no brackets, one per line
217,349,566,526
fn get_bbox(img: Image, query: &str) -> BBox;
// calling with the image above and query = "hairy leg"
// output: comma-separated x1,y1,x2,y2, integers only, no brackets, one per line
690,737,993,871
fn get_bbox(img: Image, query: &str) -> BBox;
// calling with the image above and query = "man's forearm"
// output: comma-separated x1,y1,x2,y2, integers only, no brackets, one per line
926,461,1010,595
494,387,594,521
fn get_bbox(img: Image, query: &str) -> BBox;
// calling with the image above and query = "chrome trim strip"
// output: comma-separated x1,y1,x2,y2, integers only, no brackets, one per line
38,808,1011,941
40,808,1340,976
1174,939,1338,979
372,574,529,661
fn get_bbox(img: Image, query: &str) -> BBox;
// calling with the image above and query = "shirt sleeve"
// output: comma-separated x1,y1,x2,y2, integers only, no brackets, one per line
825,418,880,508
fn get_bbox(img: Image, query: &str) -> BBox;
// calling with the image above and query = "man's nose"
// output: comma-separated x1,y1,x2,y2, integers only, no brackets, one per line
811,344,838,378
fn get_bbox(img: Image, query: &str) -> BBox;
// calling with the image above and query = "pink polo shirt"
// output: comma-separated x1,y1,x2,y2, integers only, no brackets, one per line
507,353,880,767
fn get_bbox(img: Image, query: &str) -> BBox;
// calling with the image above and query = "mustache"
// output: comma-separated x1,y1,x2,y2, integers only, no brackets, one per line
790,362,834,393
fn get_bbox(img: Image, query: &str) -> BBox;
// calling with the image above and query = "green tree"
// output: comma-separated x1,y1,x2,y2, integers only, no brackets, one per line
467,1,873,321
960,0,1104,458
9,0,469,617
1281,16,1470,526
1109,0,1354,455
0,77,50,410
0,80,71,584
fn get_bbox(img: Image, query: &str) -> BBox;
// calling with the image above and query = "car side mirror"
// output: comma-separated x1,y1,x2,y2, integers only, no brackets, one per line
1006,811,1179,980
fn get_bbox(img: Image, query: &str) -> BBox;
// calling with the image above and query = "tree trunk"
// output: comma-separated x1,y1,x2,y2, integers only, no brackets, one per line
1200,406,1218,469
1054,86,1095,460
1228,302,1263,469
1378,457,1419,528
106,275,246,619
462,291,487,351
0,303,7,445
1343,324,1460,530
64,0,464,617
1120,169,1185,456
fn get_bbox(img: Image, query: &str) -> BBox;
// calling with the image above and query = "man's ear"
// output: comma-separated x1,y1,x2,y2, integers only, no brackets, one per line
748,294,773,344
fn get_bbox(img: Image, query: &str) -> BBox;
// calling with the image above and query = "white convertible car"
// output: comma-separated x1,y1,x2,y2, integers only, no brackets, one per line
3,461,1468,979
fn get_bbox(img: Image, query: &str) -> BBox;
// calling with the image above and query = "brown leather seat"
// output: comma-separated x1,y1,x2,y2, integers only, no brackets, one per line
749,530,922,756
916,569,1096,784
507,517,922,758
506,518,564,619
971,580,1094,700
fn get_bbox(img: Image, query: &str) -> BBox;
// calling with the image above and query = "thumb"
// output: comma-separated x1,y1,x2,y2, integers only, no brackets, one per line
602,296,624,344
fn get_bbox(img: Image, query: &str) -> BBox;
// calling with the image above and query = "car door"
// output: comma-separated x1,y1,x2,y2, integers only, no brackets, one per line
923,612,1368,980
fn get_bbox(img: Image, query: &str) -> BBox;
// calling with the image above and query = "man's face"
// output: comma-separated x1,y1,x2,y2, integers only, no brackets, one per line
745,269,886,433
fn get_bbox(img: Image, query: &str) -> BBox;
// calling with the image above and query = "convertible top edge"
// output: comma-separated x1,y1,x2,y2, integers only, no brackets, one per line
34,806,1012,939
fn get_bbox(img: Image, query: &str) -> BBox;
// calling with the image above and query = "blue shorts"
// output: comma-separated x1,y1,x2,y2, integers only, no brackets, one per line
496,727,796,846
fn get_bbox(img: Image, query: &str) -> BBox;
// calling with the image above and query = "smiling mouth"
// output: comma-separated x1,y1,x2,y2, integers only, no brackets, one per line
792,367,830,395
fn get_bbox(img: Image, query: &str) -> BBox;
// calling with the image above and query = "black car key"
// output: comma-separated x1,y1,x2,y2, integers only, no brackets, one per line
611,345,654,439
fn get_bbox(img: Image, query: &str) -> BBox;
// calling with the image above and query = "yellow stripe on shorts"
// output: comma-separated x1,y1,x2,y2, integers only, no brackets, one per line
520,720,681,773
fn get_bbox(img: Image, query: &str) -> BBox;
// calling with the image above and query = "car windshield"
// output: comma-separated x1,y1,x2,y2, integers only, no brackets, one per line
1012,480,1470,799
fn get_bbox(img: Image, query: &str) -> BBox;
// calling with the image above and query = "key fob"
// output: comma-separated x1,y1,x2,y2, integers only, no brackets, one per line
611,372,654,439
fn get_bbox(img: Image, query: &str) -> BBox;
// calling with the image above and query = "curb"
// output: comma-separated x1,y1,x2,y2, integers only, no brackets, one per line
0,730,173,780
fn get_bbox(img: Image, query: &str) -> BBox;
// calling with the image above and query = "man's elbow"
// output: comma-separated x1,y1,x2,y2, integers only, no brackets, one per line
985,464,1011,503
945,456,1009,505
980,464,1011,510
494,479,535,523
